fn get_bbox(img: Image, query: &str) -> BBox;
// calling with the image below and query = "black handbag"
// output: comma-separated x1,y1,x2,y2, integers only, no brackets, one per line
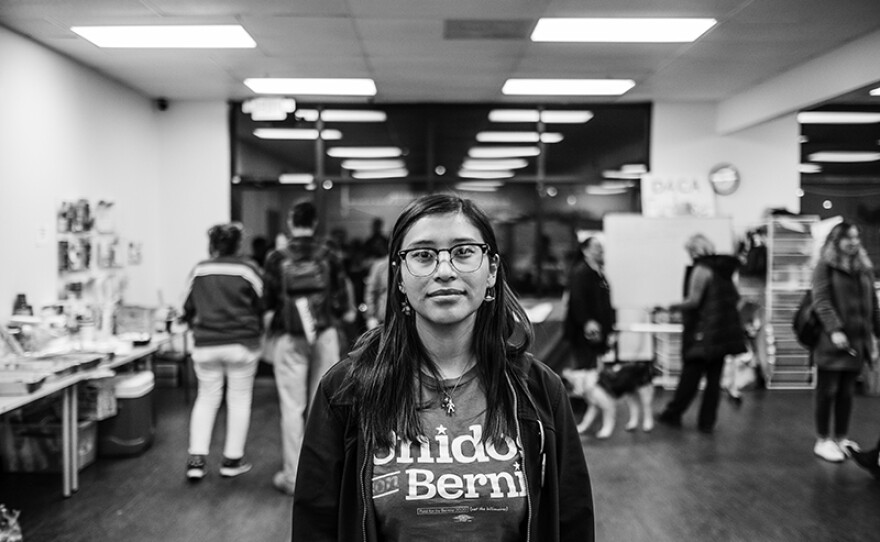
792,290,821,348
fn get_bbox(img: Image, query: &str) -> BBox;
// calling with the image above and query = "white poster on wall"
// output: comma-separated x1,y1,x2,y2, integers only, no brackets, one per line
640,174,716,218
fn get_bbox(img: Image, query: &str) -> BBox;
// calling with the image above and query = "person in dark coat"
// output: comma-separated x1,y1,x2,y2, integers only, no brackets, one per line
564,237,616,370
658,233,746,433
809,221,880,462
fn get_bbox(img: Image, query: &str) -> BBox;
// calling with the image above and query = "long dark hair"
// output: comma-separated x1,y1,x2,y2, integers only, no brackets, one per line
821,221,873,271
343,193,533,450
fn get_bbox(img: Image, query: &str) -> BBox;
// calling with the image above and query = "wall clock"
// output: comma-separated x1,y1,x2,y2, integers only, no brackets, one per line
709,163,740,195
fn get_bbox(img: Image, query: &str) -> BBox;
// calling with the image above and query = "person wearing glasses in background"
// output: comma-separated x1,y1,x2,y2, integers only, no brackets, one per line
809,222,880,463
292,194,594,542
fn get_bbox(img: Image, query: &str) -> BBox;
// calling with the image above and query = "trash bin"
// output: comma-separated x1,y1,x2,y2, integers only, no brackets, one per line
97,371,155,457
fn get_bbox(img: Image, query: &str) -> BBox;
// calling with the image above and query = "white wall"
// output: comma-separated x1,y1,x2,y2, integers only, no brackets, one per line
651,102,801,235
155,101,231,307
0,26,227,314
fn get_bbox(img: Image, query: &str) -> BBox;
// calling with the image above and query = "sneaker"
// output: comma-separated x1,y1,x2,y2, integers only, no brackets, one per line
186,455,207,481
850,448,880,480
272,471,296,496
219,456,253,478
813,438,845,463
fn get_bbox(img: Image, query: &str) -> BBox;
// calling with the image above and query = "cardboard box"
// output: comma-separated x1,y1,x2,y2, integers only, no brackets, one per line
0,420,97,473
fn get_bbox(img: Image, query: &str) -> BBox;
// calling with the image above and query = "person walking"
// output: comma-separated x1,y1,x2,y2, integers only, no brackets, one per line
292,194,594,541
809,221,880,462
657,233,747,434
262,200,354,495
181,223,264,481
564,236,616,371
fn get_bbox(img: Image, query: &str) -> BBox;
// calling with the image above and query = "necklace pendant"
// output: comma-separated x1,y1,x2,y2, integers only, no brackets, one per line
440,395,456,416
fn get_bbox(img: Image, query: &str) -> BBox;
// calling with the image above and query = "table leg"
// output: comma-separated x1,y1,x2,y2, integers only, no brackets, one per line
61,387,72,497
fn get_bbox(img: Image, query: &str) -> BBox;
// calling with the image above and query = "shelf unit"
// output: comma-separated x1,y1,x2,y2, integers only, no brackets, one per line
764,216,819,389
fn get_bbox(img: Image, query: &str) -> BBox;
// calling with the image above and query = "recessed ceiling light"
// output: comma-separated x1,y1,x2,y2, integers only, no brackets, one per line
279,173,315,184
476,132,563,143
797,112,880,124
327,147,403,158
295,109,387,122
502,79,635,96
352,168,408,179
71,25,256,48
531,18,716,43
469,146,541,158
455,182,503,192
253,128,342,140
808,151,880,162
488,110,593,123
340,159,405,170
799,163,822,173
458,170,514,179
244,78,377,96
870,87,880,96
461,159,529,170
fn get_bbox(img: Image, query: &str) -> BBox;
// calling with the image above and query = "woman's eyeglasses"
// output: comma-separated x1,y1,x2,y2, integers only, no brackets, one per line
398,243,489,277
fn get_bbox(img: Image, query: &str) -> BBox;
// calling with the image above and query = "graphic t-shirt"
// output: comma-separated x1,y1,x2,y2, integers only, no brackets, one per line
371,367,527,541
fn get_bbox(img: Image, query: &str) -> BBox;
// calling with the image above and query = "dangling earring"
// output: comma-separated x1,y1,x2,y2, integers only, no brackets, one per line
484,287,496,302
401,298,413,316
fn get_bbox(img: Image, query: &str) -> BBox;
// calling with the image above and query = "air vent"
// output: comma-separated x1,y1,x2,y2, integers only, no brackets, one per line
444,19,534,40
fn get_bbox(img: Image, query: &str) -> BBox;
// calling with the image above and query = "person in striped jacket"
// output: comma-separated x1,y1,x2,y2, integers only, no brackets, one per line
181,223,264,481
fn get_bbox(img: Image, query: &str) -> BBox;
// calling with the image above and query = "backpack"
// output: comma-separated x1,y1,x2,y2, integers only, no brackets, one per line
792,290,821,348
280,244,341,337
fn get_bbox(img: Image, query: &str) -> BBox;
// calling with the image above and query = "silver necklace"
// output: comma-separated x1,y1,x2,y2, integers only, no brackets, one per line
439,364,472,416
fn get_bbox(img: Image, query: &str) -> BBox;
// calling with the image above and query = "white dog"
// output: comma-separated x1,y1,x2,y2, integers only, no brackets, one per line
562,364,655,439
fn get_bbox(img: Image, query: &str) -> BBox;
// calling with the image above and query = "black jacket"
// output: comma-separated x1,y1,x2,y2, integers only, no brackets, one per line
680,255,746,361
291,354,595,542
564,259,615,353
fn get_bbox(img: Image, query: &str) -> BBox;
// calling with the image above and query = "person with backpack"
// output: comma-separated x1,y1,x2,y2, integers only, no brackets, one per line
262,200,355,495
809,221,880,463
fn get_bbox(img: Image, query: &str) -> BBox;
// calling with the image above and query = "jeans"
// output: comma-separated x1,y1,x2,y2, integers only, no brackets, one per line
188,343,260,459
814,369,859,439
267,327,341,485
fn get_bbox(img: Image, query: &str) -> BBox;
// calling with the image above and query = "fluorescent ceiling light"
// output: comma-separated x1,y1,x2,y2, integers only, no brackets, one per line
797,112,880,124
469,146,541,158
295,109,387,122
808,151,880,162
601,181,637,189
341,159,405,170
455,182,503,192
871,87,880,96
503,79,635,96
461,159,529,170
476,131,563,144
531,17,716,43
244,78,377,96
327,147,402,158
620,163,648,174
352,168,408,179
458,170,514,180
488,110,593,123
71,25,256,48
279,174,315,184
242,97,296,121
602,170,643,180
799,164,822,174
586,186,628,196
253,128,342,140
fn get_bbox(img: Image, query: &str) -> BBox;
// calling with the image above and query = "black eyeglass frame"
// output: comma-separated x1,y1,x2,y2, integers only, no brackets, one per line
397,243,491,277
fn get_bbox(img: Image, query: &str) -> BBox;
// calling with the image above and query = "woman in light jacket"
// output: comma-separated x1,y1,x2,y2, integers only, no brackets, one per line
292,194,594,541
810,221,880,463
